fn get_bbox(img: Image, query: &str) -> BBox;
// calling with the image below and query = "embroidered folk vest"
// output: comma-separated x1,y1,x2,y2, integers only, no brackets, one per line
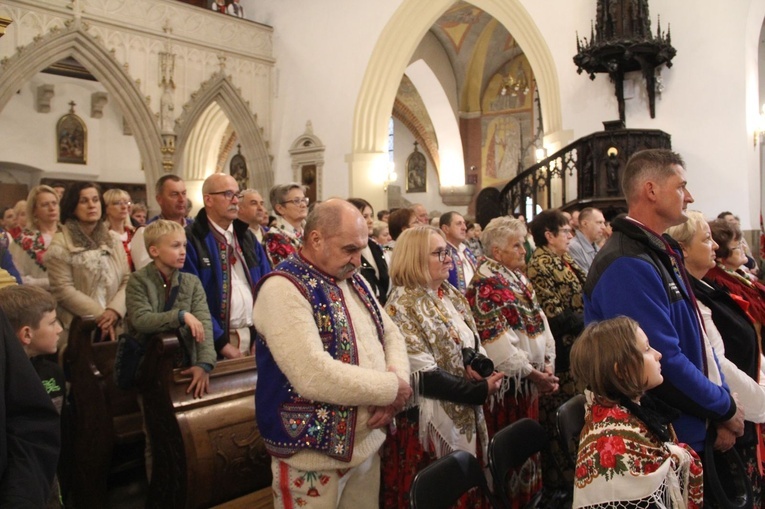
254,254,385,462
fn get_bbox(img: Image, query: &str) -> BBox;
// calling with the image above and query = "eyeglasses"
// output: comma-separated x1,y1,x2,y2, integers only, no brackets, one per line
208,190,242,201
281,197,310,207
729,244,743,252
556,227,573,236
431,249,452,263
111,200,132,207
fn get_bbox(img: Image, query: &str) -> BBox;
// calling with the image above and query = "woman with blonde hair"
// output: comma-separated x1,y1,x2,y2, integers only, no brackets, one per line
667,211,765,505
103,188,136,271
7,199,27,238
9,185,60,288
381,225,503,508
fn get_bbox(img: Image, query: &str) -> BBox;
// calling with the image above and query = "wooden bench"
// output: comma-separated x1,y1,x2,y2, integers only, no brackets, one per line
140,333,272,509
62,316,145,508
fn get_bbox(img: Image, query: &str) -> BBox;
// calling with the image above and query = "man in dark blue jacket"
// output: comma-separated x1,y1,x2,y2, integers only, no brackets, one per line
584,149,743,454
183,173,270,359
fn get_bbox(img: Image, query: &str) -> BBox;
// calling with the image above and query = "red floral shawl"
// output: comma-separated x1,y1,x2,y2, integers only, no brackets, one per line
574,393,703,509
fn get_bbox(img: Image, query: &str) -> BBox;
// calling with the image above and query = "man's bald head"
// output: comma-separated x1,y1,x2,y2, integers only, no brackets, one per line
305,199,362,238
303,199,368,279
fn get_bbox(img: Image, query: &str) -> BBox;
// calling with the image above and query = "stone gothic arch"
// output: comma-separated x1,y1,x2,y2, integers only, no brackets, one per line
349,0,565,208
0,23,163,194
174,73,272,193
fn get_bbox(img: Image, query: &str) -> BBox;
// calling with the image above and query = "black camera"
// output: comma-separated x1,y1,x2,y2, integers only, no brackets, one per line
461,348,494,378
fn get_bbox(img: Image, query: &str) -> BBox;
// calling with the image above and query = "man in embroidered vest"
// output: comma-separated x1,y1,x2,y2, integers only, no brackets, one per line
183,173,270,359
568,207,605,274
584,149,744,456
440,211,477,293
131,174,193,270
253,199,411,509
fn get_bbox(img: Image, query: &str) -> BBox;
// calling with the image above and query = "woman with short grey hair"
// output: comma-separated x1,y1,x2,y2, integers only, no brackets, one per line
263,183,308,267
465,216,557,506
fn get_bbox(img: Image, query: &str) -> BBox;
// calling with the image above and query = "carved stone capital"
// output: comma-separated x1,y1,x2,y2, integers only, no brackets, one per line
439,185,476,206
36,84,55,113
122,116,133,136
90,91,108,118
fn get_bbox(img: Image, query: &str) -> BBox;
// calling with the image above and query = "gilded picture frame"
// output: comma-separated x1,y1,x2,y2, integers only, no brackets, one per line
406,142,427,193
56,107,87,165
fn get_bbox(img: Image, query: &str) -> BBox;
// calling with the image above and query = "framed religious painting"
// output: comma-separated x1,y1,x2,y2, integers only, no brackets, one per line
406,141,426,193
56,101,87,164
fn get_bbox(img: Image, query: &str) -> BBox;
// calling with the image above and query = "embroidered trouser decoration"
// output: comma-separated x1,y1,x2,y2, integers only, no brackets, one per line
271,454,380,509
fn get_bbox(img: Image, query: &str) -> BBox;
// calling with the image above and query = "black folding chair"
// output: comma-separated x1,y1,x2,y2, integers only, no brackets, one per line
488,418,549,509
409,449,500,509
556,393,586,469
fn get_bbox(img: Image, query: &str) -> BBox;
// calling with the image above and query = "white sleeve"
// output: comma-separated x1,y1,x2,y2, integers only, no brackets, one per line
702,302,765,422
253,276,400,407
129,227,152,270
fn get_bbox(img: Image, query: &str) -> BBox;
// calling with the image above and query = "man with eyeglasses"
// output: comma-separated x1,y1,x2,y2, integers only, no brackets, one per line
130,174,193,270
253,199,411,509
439,211,477,293
183,173,270,359
584,149,744,458
567,207,606,275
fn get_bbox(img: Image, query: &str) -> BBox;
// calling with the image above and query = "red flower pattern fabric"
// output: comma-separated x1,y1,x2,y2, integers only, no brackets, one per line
573,395,703,509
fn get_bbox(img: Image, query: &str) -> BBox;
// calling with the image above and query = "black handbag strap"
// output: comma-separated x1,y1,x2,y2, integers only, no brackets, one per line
164,273,182,312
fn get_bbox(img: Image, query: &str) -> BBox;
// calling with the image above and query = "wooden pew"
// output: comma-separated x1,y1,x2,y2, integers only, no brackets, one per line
140,333,272,509
62,316,145,508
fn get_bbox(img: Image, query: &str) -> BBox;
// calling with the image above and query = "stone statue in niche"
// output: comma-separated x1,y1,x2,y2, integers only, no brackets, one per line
230,144,248,190
606,147,621,196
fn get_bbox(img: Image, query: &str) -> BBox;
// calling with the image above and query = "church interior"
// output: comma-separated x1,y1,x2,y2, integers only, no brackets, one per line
1,0,765,507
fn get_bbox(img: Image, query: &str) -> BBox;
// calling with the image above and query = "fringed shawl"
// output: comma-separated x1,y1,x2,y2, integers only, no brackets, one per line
466,257,555,393
574,392,703,509
385,282,488,462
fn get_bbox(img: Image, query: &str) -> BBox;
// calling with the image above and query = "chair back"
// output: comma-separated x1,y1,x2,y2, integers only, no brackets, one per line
409,450,498,509
488,418,548,506
556,393,586,468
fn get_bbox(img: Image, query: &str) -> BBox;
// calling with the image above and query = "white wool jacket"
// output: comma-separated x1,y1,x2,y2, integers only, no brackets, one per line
253,275,410,471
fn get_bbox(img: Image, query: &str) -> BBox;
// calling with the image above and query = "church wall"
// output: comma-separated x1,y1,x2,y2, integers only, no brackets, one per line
390,117,468,219
0,72,142,184
255,0,764,226
0,0,274,211
0,0,763,226
255,0,401,202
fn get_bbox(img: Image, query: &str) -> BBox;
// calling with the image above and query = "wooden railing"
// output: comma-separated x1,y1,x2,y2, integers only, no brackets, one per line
476,128,671,225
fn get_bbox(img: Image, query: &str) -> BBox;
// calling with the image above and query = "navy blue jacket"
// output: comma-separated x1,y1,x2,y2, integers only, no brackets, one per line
584,217,734,452
183,209,270,353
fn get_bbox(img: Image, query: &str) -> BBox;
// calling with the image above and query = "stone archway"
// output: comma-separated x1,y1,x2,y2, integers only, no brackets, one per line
349,0,563,210
0,23,163,194
174,73,272,194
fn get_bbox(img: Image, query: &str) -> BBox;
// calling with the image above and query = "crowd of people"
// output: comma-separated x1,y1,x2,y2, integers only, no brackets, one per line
1,148,764,508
